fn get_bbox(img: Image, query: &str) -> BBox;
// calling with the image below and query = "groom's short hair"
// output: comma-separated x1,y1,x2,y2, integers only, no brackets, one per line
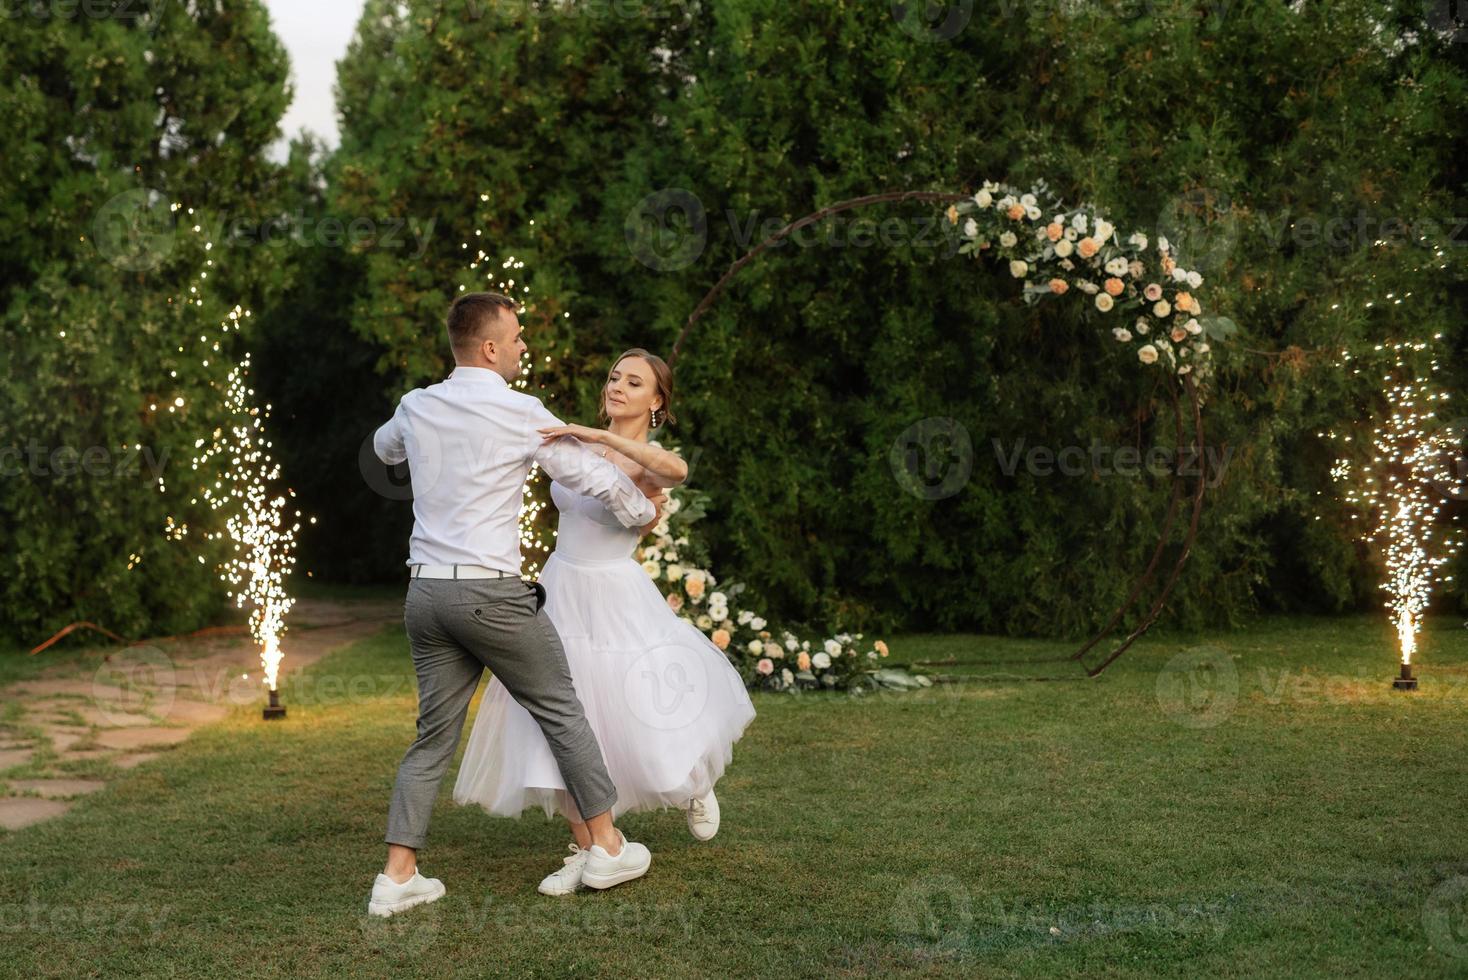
447,292,517,356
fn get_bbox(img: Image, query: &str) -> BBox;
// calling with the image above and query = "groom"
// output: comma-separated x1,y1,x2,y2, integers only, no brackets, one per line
366,292,662,917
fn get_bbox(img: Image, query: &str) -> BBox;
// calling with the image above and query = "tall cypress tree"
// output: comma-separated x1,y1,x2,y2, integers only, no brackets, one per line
0,1,292,639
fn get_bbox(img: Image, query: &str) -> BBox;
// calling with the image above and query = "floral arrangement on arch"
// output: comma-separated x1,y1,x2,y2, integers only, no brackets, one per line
948,179,1237,389
634,468,925,694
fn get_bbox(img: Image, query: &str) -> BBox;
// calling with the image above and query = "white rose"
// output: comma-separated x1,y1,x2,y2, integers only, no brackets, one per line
1185,317,1202,335
1138,344,1159,365
668,497,682,514
823,639,841,657
1025,205,1041,221
999,231,1017,248
812,652,832,670
1009,260,1028,279
1020,193,1038,207
1186,270,1203,289
1134,317,1150,335
1064,227,1078,241
1053,239,1074,258
1158,235,1171,253
785,637,798,651
1128,232,1149,250
1094,219,1114,244
1171,266,1188,283
666,563,685,582
737,610,753,625
696,614,713,630
1197,343,1210,354
963,218,978,238
1095,293,1114,312
975,190,993,208
1153,300,1172,318
747,639,764,655
1178,364,1193,375
1113,327,1132,342
641,560,660,578
1077,281,1099,295
1105,257,1129,276
1071,214,1088,232
781,668,794,686
750,616,766,631
709,591,727,606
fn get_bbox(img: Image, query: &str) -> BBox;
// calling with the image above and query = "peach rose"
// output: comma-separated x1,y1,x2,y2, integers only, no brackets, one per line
875,640,889,657
946,205,958,225
756,658,774,676
1046,223,1064,242
712,628,731,650
1174,291,1194,314
685,576,705,599
797,651,812,671
1161,256,1176,274
666,592,684,612
1171,326,1188,343
1078,237,1099,259
1007,203,1026,220
1049,278,1069,295
1104,277,1124,297
1144,283,1163,302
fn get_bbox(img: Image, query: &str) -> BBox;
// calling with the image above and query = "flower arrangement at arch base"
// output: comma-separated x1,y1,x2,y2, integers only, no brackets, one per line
634,471,932,695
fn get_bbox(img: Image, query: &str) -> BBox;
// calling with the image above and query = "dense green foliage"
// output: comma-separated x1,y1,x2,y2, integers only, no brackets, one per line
317,0,1468,637
4,1,1466,644
0,1,294,639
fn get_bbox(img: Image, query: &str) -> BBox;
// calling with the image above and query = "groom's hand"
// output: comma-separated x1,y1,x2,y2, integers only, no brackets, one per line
639,491,669,537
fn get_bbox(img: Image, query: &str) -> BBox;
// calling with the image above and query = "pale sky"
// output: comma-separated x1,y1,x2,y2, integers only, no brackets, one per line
261,0,367,159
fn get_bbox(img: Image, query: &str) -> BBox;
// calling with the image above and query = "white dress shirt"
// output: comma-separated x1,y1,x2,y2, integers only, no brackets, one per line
373,366,657,572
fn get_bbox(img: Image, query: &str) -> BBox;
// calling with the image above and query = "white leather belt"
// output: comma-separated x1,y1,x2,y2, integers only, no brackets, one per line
410,564,518,580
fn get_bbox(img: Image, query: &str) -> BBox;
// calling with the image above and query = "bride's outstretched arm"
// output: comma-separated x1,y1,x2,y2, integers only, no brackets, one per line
536,423,688,488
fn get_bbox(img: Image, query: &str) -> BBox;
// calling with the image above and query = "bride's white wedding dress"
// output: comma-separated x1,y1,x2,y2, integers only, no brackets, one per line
454,478,756,820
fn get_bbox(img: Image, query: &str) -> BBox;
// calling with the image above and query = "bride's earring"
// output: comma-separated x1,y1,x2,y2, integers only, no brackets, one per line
649,407,664,429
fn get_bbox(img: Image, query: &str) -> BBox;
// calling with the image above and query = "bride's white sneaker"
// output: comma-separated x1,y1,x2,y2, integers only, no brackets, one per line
367,868,446,917
538,843,591,896
687,790,720,841
580,831,651,890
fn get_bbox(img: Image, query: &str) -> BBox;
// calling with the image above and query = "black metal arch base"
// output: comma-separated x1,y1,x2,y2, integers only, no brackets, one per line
668,190,1209,678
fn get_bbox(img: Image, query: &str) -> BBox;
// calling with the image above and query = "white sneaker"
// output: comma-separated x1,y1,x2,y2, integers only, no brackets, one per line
687,790,720,841
538,843,590,896
366,868,446,918
580,830,651,890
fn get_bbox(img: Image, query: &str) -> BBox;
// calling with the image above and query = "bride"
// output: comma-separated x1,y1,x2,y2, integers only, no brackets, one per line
453,347,756,895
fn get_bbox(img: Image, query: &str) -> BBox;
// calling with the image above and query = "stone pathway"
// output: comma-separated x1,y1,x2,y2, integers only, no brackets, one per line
0,596,401,831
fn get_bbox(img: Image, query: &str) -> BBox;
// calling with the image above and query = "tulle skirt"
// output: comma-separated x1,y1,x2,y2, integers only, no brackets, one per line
453,551,757,820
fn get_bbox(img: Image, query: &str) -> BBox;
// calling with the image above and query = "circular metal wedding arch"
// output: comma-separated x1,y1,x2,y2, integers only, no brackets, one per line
666,190,1209,677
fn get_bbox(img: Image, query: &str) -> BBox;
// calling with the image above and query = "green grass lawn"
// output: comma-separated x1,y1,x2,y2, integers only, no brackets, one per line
4,614,1468,978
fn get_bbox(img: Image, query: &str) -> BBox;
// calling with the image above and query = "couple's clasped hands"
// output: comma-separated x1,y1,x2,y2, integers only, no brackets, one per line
539,424,668,535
